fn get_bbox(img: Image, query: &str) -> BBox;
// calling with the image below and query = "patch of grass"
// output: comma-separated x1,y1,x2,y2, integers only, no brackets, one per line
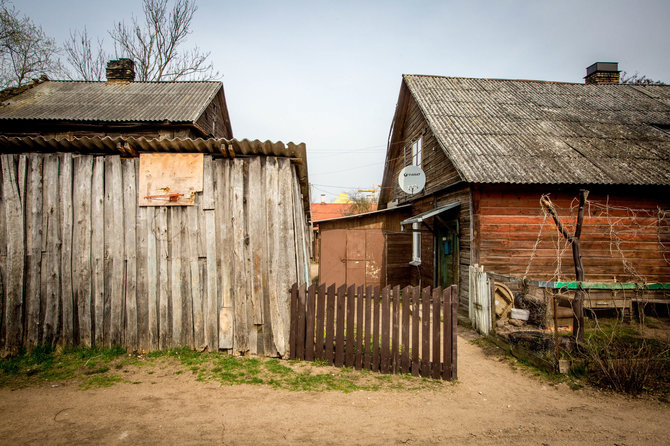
83,366,110,375
311,358,330,367
1,345,453,393
80,374,123,390
264,359,292,375
0,345,129,388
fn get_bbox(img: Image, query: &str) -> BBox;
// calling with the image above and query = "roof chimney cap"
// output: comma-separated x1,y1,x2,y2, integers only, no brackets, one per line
585,62,620,84
106,58,135,82
586,62,619,77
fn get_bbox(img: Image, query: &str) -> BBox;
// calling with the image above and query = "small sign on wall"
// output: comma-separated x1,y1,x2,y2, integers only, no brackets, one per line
139,153,204,206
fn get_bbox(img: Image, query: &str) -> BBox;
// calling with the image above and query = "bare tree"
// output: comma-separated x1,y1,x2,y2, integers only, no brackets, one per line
620,71,666,86
64,27,107,81
541,190,589,343
109,0,218,81
343,192,376,216
0,0,61,88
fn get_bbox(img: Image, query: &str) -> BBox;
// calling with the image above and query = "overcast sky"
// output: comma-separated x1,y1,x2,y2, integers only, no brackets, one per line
25,0,670,202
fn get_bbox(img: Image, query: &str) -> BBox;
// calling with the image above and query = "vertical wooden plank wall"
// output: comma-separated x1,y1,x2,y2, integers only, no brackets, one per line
0,153,309,355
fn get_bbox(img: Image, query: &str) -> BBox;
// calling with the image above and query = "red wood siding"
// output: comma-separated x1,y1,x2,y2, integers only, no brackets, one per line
475,185,670,284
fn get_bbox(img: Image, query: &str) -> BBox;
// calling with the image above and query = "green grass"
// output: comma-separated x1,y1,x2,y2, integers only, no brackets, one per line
80,374,124,390
0,345,129,388
1,344,450,393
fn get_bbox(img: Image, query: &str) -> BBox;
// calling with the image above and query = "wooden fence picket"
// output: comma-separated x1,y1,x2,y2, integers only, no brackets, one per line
335,284,346,367
324,284,336,364
345,284,355,367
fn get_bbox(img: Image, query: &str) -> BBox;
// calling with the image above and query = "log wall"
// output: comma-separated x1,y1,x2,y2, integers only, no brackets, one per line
0,153,310,356
475,184,670,289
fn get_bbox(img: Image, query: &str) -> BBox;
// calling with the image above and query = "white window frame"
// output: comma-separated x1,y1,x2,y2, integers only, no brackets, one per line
411,136,422,167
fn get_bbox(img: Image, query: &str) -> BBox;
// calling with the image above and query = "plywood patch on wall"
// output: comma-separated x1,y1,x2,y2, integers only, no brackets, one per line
139,153,204,206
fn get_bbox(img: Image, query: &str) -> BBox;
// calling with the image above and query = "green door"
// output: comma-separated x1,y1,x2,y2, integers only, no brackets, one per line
437,219,459,288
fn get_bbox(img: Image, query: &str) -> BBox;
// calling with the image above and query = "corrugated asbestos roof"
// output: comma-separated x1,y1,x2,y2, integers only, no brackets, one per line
403,75,670,185
0,135,310,215
0,81,221,123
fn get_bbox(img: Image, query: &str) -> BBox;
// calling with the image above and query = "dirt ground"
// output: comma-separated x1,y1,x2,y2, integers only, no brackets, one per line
1,328,669,445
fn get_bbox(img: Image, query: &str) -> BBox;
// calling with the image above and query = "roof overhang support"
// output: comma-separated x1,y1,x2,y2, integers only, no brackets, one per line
400,201,460,233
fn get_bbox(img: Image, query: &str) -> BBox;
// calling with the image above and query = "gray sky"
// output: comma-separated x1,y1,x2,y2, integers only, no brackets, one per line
25,0,670,202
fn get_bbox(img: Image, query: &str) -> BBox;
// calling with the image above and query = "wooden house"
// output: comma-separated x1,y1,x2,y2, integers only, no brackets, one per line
323,63,670,313
0,60,310,356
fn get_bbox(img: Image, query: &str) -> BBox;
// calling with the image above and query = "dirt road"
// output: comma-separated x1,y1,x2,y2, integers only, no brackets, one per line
1,329,668,445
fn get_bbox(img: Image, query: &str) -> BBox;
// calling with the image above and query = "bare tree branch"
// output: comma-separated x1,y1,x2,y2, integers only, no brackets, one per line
620,71,667,86
109,0,218,81
0,0,62,88
64,27,107,81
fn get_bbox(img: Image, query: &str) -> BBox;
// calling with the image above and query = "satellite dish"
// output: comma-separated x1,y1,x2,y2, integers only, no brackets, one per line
398,165,426,194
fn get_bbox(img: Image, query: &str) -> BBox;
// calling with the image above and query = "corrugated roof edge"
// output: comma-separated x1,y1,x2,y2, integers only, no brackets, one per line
314,204,411,224
0,134,311,216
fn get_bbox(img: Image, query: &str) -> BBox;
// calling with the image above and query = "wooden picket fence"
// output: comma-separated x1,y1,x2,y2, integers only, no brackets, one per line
289,283,458,380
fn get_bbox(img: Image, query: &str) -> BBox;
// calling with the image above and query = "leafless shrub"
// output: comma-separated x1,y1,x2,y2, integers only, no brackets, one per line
580,324,669,394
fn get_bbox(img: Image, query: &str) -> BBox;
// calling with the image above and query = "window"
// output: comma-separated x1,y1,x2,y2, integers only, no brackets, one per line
411,137,422,166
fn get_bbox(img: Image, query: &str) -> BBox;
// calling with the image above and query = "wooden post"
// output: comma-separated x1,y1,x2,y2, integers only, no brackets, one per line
489,277,496,333
541,189,588,343
552,289,560,369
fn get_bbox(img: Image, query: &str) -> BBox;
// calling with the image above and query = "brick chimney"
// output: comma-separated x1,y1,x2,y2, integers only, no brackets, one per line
106,58,135,82
585,62,619,84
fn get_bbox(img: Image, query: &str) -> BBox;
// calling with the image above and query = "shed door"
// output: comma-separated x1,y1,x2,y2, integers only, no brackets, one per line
319,229,385,288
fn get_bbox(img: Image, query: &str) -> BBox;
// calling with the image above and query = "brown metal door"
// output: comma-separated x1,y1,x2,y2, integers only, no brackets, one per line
319,229,347,286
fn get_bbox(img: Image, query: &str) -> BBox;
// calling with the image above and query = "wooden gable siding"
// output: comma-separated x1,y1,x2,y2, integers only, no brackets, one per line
406,185,472,313
381,85,461,208
195,88,233,139
474,184,670,284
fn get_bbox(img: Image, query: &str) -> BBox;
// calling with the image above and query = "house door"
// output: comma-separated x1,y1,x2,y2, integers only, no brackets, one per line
436,218,459,288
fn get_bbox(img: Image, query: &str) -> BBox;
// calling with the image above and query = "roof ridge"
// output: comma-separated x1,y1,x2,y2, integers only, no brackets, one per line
403,74,580,86
47,79,222,84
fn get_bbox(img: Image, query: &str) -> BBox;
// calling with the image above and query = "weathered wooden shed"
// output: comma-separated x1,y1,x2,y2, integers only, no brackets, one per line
0,60,311,355
0,137,310,356
372,64,670,313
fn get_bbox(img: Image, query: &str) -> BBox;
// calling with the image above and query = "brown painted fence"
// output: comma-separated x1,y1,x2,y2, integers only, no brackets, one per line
289,283,458,380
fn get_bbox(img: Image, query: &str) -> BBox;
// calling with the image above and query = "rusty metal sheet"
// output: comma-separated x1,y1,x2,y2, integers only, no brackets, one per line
139,153,203,206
